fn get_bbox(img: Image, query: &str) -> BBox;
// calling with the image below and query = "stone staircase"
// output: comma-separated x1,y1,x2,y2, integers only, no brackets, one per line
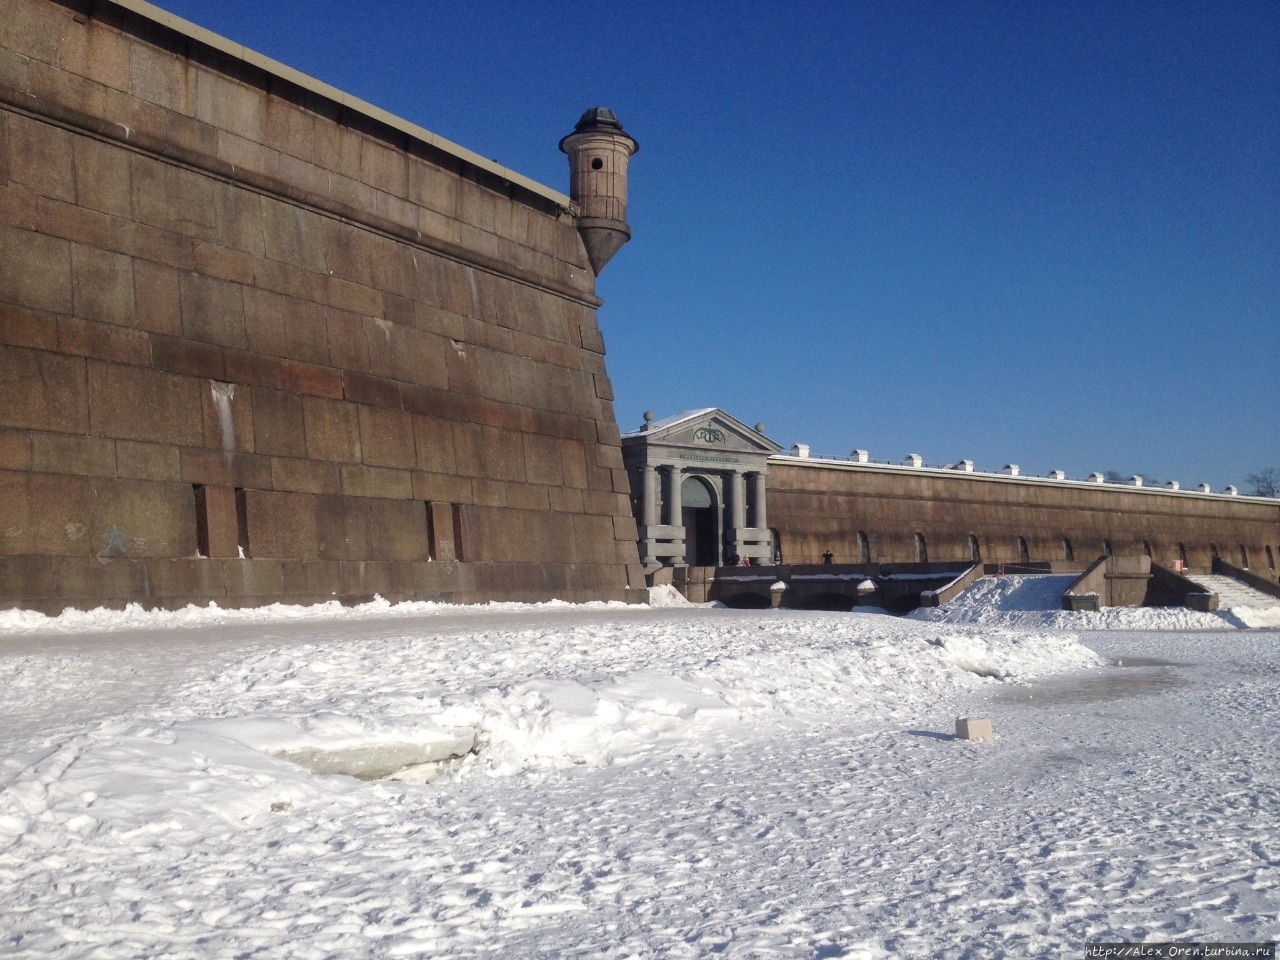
1188,574,1280,611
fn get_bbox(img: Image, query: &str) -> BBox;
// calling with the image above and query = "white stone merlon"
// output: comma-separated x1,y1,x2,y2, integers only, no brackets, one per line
791,444,810,459
1002,464,1019,476
1166,480,1180,490
851,449,869,463
905,454,923,468
1047,469,1065,480
1088,473,1105,483
954,460,974,472
1130,476,1143,487
1197,483,1212,492
1225,485,1238,496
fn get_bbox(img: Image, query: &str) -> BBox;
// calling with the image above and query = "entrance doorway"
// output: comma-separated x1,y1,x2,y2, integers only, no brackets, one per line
680,476,719,566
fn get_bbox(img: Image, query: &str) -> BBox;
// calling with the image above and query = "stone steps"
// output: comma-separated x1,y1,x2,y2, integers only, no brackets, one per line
1188,574,1280,610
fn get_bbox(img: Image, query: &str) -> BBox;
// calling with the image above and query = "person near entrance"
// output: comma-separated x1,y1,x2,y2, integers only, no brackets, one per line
822,549,834,564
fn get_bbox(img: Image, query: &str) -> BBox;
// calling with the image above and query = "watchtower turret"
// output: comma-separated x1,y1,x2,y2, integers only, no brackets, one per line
559,107,639,275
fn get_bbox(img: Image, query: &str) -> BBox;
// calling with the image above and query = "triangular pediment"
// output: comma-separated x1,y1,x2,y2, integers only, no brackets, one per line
625,409,782,455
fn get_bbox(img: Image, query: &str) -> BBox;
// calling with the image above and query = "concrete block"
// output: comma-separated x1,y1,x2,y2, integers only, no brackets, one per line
955,717,993,742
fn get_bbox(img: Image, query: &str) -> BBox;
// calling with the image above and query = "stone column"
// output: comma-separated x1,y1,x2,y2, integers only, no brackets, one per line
640,464,656,527
751,471,768,530
666,466,682,525
731,472,746,530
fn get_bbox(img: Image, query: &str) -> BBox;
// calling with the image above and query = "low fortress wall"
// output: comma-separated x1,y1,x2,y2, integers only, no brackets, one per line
0,0,644,612
768,458,1280,581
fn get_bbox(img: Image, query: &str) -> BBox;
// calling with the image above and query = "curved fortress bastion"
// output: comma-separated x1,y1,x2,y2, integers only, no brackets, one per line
0,0,646,612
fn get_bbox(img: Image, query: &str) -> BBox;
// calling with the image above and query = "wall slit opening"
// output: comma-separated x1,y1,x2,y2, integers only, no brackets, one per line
234,487,251,559
193,484,209,559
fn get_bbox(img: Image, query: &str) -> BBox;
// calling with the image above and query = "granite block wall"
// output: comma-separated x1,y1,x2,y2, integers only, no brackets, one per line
768,462,1280,582
0,0,644,612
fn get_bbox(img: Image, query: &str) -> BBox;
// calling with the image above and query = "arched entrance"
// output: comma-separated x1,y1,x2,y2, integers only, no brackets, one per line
681,475,719,566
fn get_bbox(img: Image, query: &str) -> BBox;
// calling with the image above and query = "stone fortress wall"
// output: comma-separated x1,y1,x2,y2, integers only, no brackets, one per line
0,0,645,613
767,456,1280,581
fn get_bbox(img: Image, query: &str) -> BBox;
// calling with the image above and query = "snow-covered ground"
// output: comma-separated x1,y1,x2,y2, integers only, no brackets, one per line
1,582,1278,957
910,574,1280,629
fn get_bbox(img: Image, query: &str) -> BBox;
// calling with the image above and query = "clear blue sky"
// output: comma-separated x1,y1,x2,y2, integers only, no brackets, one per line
151,0,1278,492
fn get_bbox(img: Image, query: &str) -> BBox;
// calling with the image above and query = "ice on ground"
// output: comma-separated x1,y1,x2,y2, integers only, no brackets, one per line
0,596,1277,957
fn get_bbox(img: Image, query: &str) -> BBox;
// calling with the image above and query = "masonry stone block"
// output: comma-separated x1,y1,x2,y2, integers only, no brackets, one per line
302,397,361,464
198,484,239,559
246,489,319,560
91,478,199,559
340,464,413,500
271,457,341,496
130,260,183,336
251,388,306,458
0,430,32,471
57,317,151,365
8,113,75,203
0,224,73,313
130,157,215,238
358,405,416,469
0,305,58,351
281,360,343,400
72,137,133,218
955,717,993,742
412,470,472,505
179,272,247,349
412,415,456,475
223,559,286,597
315,495,369,561
366,498,431,561
87,360,203,446
31,431,116,477
0,346,88,433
